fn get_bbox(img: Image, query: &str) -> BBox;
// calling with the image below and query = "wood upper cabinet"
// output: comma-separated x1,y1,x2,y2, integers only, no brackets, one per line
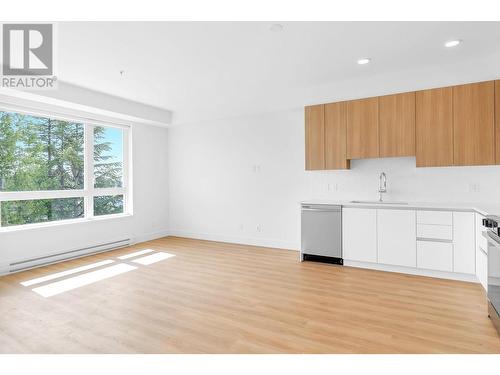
305,79,498,170
415,87,454,167
453,81,495,166
325,102,349,169
305,104,325,170
496,80,500,164
379,92,415,157
346,97,379,159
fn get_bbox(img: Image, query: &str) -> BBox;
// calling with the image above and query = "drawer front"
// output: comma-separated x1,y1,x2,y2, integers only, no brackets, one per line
417,210,453,225
417,224,453,241
417,241,453,272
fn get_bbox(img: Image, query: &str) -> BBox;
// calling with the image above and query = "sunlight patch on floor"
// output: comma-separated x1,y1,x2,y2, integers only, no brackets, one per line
32,263,137,297
20,248,176,297
131,252,175,265
117,249,154,260
20,260,115,287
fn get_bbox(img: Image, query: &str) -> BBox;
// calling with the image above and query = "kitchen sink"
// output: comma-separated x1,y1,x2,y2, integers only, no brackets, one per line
350,200,408,205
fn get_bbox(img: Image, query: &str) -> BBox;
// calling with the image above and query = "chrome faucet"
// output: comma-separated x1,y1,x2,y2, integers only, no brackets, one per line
378,172,387,202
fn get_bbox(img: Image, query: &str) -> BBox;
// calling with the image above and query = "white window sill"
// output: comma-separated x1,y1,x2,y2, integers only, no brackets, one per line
0,213,133,233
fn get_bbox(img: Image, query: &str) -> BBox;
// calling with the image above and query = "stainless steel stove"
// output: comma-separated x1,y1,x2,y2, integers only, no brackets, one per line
482,215,500,335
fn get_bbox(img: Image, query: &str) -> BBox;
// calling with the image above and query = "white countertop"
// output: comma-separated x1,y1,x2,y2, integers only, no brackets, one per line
300,199,500,217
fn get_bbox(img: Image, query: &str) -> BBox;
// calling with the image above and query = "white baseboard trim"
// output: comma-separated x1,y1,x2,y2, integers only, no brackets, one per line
0,230,171,277
2,238,131,276
168,229,299,251
132,229,170,244
0,263,9,275
344,260,479,283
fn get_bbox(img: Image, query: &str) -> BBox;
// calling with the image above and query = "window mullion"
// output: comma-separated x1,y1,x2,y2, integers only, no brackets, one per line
84,124,95,218
122,128,130,214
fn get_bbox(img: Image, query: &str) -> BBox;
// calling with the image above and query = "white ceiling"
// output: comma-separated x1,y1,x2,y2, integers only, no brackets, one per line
58,22,500,124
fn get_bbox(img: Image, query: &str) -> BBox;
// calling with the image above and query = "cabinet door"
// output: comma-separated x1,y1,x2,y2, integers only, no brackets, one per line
453,212,475,274
325,102,349,170
415,87,453,167
377,209,416,267
453,81,495,166
496,80,500,164
379,92,416,157
305,105,325,170
417,241,453,272
342,208,377,263
346,97,379,159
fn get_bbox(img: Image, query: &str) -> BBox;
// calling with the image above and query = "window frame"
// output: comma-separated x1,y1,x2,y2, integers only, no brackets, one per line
0,105,132,230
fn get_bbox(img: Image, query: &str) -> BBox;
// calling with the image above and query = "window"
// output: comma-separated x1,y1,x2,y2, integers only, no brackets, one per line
0,109,130,228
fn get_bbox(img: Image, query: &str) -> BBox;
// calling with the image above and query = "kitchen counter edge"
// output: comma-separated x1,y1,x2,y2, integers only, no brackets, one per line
300,200,499,217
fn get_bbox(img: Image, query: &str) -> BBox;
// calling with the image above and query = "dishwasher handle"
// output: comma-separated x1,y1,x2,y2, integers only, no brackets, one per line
301,205,341,212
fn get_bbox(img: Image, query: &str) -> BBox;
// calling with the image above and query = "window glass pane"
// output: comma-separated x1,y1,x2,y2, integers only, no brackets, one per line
93,195,123,216
0,111,84,192
94,126,123,188
0,197,84,227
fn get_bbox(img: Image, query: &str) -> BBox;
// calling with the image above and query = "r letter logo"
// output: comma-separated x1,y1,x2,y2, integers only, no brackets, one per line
1,23,56,89
3,24,53,75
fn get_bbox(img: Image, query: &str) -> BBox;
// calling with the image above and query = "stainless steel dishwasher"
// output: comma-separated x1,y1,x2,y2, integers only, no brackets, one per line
301,204,342,264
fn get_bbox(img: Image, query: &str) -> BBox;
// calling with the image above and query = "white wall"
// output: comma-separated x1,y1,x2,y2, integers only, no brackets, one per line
168,108,500,251
0,123,169,268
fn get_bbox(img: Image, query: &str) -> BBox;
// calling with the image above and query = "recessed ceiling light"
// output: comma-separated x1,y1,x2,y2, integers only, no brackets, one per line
269,23,284,32
445,40,462,48
357,58,371,65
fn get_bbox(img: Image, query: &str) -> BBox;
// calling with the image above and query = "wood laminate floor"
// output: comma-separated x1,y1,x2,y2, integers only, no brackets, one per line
1,236,499,353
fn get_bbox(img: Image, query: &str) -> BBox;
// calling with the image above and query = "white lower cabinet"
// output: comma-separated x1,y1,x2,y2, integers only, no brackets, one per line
377,209,416,267
342,206,477,281
342,208,377,263
452,212,475,274
417,241,453,272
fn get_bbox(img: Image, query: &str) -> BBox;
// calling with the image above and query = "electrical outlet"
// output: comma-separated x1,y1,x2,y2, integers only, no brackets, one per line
256,224,262,232
327,183,339,192
468,183,480,193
